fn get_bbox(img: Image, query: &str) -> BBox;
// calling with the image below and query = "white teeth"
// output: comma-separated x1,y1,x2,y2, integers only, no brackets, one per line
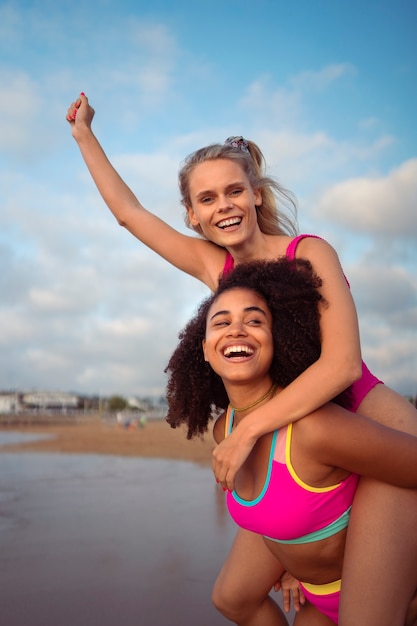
224,345,254,357
218,217,241,229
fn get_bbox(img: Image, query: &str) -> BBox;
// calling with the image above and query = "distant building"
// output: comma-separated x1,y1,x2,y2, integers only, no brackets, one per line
0,389,168,417
0,393,22,414
22,391,80,411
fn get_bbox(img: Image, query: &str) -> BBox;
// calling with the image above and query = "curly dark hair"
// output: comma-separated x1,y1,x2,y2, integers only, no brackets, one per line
165,257,334,439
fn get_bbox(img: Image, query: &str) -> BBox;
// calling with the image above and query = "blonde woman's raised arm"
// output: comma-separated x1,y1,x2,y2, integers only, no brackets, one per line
66,94,225,290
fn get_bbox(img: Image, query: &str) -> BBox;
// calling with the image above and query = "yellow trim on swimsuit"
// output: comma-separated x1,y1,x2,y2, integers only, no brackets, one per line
300,579,341,595
286,423,343,492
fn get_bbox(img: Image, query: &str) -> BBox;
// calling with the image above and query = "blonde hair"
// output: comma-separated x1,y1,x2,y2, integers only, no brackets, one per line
178,139,298,237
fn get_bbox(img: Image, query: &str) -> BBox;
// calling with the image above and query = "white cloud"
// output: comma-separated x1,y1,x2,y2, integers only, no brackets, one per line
314,159,417,237
240,75,302,126
0,6,415,398
102,21,179,107
290,63,356,91
0,70,42,156
349,264,417,319
356,326,417,395
333,239,417,395
239,64,356,130
0,8,182,157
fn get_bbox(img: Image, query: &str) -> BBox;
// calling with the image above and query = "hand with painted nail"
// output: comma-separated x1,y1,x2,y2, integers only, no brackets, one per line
65,93,95,137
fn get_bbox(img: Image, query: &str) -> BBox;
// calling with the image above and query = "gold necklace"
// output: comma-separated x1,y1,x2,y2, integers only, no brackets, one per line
230,384,276,413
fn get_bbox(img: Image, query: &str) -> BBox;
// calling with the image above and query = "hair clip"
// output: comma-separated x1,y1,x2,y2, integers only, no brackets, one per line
224,136,250,154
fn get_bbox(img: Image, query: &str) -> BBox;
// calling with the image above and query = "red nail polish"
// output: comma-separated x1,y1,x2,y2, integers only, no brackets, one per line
80,92,85,96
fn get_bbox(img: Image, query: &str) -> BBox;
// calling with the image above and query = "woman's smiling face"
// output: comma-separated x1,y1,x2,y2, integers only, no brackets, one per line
186,159,262,246
203,287,274,387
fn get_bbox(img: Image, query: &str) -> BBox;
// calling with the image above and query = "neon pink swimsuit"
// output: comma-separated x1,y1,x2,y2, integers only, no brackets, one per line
225,407,359,544
222,234,383,411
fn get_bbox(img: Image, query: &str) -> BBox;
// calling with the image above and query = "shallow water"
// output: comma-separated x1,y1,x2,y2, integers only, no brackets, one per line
0,452,239,625
0,431,53,446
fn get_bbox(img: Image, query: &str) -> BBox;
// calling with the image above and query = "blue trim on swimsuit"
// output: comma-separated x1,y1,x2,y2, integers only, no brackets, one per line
231,431,278,507
265,508,352,545
227,407,353,544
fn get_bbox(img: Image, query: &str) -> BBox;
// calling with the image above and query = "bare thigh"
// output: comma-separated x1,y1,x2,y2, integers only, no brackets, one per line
212,527,285,613
213,529,340,626
339,384,417,626
357,383,417,434
294,601,336,626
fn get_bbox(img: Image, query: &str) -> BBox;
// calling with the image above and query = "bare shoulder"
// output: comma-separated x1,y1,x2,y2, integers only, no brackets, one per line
295,236,341,265
294,236,349,296
213,412,226,444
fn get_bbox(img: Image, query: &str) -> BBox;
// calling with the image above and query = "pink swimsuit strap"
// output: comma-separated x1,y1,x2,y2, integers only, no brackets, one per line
285,234,322,260
223,234,322,275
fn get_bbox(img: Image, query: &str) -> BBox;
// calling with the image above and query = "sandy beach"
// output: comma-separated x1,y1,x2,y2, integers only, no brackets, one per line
0,416,215,464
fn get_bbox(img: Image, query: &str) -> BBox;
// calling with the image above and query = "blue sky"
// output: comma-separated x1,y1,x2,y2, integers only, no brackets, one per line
0,0,416,398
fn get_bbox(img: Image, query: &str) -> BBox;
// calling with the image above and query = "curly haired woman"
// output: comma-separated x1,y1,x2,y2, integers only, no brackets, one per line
165,258,417,625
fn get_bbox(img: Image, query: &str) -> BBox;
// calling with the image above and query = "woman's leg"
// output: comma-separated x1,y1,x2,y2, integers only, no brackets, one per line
212,528,332,626
339,385,417,626
294,601,336,626
212,527,289,625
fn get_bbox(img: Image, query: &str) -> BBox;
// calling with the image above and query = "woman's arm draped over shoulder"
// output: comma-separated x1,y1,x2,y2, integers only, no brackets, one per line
213,237,364,490
67,94,225,291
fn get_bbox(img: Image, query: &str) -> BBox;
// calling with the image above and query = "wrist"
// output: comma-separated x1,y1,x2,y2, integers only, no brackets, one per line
72,124,93,143
237,414,263,444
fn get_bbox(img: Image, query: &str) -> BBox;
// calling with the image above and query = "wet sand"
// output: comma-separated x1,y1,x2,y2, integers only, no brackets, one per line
0,452,235,626
0,417,215,464
0,418,292,626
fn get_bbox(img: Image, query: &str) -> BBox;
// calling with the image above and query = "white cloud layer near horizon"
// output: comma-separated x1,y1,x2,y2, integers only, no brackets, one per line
0,1,416,398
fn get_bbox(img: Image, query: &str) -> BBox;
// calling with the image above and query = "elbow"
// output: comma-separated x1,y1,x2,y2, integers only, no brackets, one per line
349,360,363,385
332,357,362,392
115,214,128,228
115,207,138,229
